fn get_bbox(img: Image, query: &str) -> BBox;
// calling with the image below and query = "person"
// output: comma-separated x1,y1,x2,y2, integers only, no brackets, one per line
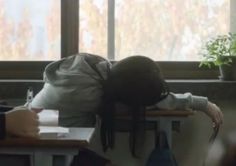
31,53,223,165
0,105,40,139
99,55,223,155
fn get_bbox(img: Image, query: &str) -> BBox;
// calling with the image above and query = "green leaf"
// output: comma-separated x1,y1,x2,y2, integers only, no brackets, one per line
199,32,236,68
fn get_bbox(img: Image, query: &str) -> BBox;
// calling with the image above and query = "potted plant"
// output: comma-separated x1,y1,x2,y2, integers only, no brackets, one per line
200,33,236,80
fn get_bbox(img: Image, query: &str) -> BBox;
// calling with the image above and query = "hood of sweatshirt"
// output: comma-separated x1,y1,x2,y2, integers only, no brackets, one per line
31,53,111,126
44,53,110,86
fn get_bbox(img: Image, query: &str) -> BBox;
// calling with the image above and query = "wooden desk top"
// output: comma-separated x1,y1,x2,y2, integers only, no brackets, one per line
145,110,195,117
116,110,195,118
0,127,95,148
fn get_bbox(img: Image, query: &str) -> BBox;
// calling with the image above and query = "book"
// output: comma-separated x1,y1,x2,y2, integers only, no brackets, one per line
38,109,69,139
38,109,59,126
39,126,69,139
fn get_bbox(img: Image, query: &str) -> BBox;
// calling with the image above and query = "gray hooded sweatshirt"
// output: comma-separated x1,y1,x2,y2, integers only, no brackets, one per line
31,53,208,127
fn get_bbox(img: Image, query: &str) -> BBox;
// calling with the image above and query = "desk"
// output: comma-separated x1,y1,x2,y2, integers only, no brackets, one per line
0,127,95,166
117,110,194,147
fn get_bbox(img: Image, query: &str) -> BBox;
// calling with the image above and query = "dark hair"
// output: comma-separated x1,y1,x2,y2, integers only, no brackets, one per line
100,56,169,156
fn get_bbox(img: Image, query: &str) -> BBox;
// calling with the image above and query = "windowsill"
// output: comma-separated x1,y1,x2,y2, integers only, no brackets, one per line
0,79,236,100
1,78,236,82
166,79,236,83
0,79,44,83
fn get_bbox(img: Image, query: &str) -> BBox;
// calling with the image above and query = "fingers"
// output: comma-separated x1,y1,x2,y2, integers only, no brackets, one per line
217,109,223,124
30,111,39,120
15,128,40,139
13,106,43,114
26,129,40,139
31,107,43,113
19,132,40,139
27,127,40,134
30,118,40,126
211,104,223,127
20,127,40,139
5,106,42,139
207,102,223,128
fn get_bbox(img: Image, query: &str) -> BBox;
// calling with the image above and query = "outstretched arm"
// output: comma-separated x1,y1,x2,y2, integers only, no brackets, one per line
153,92,223,126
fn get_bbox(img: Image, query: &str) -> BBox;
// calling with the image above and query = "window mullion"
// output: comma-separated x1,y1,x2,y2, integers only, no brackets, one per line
61,0,79,58
107,0,115,60
230,0,236,33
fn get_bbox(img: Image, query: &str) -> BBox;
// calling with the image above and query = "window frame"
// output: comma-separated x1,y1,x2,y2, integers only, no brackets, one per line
0,0,233,80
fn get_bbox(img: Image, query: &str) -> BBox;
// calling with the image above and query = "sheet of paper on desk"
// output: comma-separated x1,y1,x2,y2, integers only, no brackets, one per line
38,109,69,139
38,109,59,126
39,126,69,139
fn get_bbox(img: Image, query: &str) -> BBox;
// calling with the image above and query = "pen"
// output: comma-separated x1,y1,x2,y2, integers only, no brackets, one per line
25,87,34,110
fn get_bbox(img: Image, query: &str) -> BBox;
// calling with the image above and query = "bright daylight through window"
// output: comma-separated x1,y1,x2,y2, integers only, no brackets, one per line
79,0,229,61
0,0,229,61
0,0,60,61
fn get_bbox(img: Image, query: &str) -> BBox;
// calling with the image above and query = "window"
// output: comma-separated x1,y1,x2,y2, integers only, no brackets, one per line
0,0,233,79
79,0,230,61
79,0,107,57
0,0,60,61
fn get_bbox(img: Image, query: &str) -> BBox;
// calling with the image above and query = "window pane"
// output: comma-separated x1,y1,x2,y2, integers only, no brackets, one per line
115,0,229,61
79,0,107,58
0,0,60,61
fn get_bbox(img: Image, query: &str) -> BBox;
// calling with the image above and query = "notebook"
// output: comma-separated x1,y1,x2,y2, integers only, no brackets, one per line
38,109,69,139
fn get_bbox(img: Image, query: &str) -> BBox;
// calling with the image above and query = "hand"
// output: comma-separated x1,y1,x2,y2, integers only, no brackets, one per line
205,101,223,127
5,106,41,138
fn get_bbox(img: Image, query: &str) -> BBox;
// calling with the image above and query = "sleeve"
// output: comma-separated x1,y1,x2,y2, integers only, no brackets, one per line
0,113,6,139
0,105,14,113
153,92,208,112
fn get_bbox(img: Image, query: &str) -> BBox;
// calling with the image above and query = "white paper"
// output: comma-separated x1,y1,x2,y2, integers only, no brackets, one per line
38,109,69,138
39,126,69,139
38,109,59,126
39,126,69,134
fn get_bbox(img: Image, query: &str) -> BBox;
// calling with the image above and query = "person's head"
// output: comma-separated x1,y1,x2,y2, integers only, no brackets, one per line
104,55,168,106
100,55,169,155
